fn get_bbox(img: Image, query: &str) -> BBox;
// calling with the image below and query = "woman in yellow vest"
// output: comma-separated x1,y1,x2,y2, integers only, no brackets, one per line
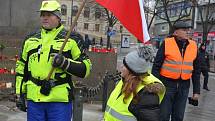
104,45,165,121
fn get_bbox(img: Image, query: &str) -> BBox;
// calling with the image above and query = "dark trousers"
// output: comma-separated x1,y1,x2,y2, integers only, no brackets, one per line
160,79,190,121
27,101,72,121
201,69,209,88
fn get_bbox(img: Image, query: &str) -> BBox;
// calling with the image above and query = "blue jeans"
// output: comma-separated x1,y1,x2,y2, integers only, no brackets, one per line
160,79,190,121
27,101,72,121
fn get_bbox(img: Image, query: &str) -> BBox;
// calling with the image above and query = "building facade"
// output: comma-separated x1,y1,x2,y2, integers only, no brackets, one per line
154,0,193,41
59,0,136,45
0,0,42,37
154,0,215,57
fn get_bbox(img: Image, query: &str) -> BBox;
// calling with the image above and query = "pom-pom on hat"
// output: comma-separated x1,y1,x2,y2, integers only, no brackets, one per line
123,45,155,76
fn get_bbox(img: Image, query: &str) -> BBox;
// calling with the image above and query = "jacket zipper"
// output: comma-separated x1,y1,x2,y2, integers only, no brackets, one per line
178,43,186,90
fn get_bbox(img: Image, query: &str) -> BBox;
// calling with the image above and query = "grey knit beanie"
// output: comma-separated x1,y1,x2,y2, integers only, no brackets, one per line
123,45,155,75
51,10,61,19
40,10,61,20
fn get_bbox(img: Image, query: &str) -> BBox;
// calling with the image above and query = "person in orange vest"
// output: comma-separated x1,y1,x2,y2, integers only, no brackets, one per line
152,21,201,121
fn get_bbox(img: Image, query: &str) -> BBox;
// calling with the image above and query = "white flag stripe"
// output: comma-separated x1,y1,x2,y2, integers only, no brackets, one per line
138,0,150,43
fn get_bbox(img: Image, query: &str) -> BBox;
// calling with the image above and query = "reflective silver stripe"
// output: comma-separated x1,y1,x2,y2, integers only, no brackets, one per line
162,65,181,73
183,61,193,66
105,105,137,121
162,66,192,74
105,105,110,112
182,69,193,74
164,60,181,65
164,60,193,66
65,59,70,70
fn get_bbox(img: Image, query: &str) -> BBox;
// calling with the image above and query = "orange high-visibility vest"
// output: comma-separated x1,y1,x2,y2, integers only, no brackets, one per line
160,37,197,80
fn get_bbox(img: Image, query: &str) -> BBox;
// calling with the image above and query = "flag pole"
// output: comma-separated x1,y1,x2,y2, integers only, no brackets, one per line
46,0,86,80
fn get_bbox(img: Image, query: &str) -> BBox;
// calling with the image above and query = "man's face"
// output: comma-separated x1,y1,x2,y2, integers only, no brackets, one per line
174,28,191,40
201,45,206,50
40,11,60,29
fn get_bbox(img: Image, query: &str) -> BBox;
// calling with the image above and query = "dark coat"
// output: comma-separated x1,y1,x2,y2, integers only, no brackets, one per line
128,83,164,121
198,49,210,71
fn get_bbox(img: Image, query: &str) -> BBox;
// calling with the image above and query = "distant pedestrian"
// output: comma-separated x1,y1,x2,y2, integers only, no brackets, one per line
100,37,103,46
84,34,91,49
199,43,210,91
104,45,165,121
152,21,201,121
92,38,96,45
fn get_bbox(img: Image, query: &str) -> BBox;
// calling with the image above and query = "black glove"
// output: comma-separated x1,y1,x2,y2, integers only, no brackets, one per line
40,80,55,96
188,97,198,106
52,54,66,68
16,94,27,112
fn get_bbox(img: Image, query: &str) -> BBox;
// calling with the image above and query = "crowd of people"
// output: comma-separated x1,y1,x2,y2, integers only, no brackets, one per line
14,1,211,121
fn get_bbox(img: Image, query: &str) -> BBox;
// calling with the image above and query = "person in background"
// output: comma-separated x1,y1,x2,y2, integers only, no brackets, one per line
84,34,91,50
91,37,96,45
15,1,92,121
104,45,165,121
100,37,103,46
152,21,201,121
199,43,210,91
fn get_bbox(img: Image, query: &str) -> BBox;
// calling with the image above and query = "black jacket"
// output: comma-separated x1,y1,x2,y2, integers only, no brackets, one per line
152,36,201,94
198,49,210,71
128,82,164,121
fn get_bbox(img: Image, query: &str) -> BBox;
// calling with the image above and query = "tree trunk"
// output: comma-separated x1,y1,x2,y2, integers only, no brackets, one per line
202,32,208,43
106,26,112,49
169,24,174,35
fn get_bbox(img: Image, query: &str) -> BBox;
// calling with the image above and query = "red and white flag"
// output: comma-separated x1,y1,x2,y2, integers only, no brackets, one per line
95,0,150,43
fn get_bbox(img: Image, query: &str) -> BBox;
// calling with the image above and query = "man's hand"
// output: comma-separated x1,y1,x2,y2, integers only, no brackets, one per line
188,93,199,106
16,94,27,112
52,53,66,68
192,93,199,100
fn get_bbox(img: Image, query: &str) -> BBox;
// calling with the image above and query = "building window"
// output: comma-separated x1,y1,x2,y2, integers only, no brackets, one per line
72,6,78,16
95,24,100,32
61,4,67,16
161,25,166,32
84,7,90,18
95,8,101,19
84,23,89,30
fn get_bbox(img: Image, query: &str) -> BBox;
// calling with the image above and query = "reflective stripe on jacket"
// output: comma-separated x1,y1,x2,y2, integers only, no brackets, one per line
104,73,165,121
160,37,197,80
15,25,91,102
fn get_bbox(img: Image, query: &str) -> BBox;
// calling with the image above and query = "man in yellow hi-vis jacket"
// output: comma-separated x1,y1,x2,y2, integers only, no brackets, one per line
15,1,91,121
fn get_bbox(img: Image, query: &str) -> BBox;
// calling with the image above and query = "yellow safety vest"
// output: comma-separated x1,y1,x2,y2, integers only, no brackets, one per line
104,73,165,121
15,25,91,102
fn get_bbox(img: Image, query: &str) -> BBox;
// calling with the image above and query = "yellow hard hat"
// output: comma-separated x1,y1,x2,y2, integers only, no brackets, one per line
40,0,61,12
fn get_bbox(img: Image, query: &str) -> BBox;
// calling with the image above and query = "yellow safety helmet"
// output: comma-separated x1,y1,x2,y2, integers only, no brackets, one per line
40,0,61,12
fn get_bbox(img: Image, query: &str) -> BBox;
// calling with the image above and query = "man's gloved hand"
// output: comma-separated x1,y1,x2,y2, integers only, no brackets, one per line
188,94,199,106
52,53,66,68
40,80,55,96
16,94,27,112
